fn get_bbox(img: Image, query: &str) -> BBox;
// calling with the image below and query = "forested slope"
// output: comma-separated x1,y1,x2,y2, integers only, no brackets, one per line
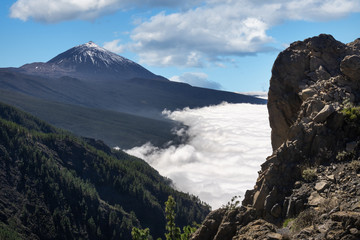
0,102,210,239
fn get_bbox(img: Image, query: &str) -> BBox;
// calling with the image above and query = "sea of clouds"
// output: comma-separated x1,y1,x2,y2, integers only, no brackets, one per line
125,102,272,209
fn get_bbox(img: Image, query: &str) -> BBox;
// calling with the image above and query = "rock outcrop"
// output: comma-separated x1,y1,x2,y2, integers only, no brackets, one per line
192,34,360,240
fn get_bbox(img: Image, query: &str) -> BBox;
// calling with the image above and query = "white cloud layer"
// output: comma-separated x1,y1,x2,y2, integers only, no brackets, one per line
170,72,222,90
125,103,272,209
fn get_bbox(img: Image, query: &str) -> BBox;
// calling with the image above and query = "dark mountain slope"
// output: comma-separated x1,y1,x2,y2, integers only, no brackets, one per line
0,68,266,116
122,78,265,111
0,89,179,148
0,102,210,239
0,42,265,149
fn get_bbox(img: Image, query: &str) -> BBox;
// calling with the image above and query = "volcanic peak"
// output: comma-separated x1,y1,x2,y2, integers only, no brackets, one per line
47,41,134,68
18,41,162,81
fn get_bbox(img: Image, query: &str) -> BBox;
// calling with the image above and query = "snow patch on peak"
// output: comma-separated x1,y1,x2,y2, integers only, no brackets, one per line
84,41,99,48
73,42,135,66
47,41,142,71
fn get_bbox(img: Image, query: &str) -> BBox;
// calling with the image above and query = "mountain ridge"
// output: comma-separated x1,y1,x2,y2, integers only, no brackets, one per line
0,42,266,148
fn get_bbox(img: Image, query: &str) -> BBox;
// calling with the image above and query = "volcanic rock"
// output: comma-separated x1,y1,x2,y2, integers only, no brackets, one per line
192,34,360,240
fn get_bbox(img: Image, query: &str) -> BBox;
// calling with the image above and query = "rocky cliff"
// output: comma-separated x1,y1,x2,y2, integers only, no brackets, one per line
191,34,360,240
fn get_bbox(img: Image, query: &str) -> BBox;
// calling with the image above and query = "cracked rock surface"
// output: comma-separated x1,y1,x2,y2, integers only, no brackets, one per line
192,34,360,240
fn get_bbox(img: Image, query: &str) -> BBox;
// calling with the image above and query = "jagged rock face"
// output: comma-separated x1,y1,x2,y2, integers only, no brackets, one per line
248,33,360,225
268,34,348,150
192,34,360,240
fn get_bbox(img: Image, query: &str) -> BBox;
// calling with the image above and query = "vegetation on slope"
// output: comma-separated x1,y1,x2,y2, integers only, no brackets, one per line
0,102,210,239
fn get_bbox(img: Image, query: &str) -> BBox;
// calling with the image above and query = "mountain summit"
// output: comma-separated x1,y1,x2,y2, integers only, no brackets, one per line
19,41,165,81
48,41,136,68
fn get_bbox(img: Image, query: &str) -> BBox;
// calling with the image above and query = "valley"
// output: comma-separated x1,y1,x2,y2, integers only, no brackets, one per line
0,41,266,239
0,42,265,149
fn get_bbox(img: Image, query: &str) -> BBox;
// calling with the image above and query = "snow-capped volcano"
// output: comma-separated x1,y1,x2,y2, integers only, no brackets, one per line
48,41,134,68
19,41,166,81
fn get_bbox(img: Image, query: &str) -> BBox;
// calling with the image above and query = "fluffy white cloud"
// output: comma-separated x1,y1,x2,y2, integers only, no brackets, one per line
131,7,273,67
125,103,272,209
130,0,360,67
170,72,222,90
103,39,125,54
9,0,202,23
10,0,360,66
10,0,119,22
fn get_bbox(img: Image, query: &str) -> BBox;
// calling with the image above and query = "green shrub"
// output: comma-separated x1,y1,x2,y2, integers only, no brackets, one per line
341,105,360,122
282,218,295,228
0,223,21,240
131,227,151,240
350,160,360,172
336,151,352,162
292,208,318,232
302,168,317,182
221,195,241,210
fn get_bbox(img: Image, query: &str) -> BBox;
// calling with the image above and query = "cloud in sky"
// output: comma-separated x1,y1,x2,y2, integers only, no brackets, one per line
10,0,360,66
9,0,201,23
130,0,360,67
170,72,222,90
125,103,272,209
103,39,125,54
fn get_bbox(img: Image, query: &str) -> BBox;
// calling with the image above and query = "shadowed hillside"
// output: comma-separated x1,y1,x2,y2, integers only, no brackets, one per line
0,102,210,239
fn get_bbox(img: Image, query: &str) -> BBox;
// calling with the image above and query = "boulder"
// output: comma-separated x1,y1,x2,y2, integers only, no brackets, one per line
301,88,317,101
313,104,335,123
190,209,227,240
308,191,324,206
340,55,360,81
267,232,283,240
315,181,329,192
233,219,277,240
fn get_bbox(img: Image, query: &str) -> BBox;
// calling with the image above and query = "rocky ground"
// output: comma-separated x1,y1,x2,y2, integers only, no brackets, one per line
191,34,360,240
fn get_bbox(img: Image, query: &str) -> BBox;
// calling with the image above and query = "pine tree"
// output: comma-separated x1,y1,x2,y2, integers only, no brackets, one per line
131,227,150,240
165,196,181,240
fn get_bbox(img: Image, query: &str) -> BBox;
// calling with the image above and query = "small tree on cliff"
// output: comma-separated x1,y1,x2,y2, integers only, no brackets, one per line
165,195,181,240
132,195,197,240
131,227,151,240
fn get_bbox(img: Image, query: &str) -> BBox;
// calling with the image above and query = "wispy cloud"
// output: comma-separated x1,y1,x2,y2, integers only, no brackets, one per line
103,39,125,54
125,103,272,209
170,72,222,90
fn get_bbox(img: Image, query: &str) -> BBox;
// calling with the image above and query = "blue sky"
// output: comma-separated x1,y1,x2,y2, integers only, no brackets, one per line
1,0,360,92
